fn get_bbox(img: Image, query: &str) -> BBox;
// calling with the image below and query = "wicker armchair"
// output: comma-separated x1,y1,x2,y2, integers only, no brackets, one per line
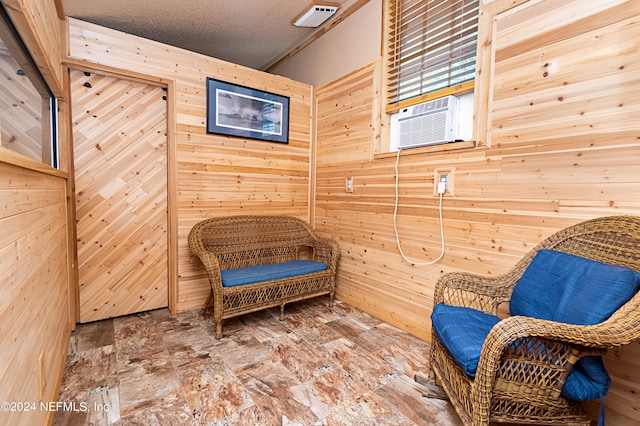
188,215,340,339
427,215,640,425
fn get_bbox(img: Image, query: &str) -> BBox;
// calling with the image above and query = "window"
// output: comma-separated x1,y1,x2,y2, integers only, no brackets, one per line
0,4,58,167
386,0,479,111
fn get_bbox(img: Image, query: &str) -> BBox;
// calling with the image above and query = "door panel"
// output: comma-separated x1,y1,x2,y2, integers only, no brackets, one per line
71,69,168,322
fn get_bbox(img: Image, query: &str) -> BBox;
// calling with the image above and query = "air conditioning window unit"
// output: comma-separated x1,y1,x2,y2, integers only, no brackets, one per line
397,95,459,149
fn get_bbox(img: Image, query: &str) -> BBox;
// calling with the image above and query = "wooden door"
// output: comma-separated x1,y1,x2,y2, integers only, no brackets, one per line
71,69,168,322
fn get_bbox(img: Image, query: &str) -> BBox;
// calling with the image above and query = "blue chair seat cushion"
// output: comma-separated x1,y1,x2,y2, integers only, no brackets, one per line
431,304,501,377
220,260,328,287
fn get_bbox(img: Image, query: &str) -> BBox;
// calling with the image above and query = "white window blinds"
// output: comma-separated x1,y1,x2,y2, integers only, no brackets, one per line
387,0,479,107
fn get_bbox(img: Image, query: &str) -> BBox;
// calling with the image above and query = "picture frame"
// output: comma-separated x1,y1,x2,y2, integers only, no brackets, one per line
206,78,289,144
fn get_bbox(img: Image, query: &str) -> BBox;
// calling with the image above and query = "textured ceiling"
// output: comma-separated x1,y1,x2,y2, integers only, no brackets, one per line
61,0,353,71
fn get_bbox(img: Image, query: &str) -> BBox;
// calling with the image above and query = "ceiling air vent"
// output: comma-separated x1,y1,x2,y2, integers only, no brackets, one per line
293,2,340,27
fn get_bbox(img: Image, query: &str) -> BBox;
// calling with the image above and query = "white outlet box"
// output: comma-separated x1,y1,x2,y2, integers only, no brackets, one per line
345,176,354,193
434,168,454,196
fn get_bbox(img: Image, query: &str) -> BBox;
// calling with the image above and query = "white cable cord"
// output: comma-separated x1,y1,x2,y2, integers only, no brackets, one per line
393,149,445,265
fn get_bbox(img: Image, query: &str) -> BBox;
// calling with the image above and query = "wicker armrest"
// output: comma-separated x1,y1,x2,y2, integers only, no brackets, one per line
472,314,631,398
312,237,340,271
187,226,224,291
433,272,515,315
471,315,606,408
195,252,223,287
482,297,640,352
481,316,607,357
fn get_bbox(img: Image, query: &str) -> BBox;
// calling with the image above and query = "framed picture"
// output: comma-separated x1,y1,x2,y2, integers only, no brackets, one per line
206,78,289,144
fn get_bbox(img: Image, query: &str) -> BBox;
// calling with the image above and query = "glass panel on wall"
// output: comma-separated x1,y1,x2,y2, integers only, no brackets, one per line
0,5,58,167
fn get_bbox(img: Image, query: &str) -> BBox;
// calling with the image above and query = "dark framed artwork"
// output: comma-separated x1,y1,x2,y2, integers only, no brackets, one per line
206,78,289,144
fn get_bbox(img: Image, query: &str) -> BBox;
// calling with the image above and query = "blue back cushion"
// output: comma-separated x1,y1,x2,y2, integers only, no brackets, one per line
221,260,327,287
510,250,640,324
562,356,612,426
561,356,611,401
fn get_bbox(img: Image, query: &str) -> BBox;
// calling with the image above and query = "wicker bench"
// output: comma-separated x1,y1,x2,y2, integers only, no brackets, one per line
188,215,340,338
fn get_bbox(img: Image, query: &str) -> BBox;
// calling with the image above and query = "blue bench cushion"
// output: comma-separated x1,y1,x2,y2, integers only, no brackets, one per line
431,304,501,377
220,260,328,288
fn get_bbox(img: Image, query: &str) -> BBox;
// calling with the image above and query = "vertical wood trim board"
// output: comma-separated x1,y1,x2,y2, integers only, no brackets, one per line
166,80,179,314
71,69,169,322
59,67,79,325
66,18,313,312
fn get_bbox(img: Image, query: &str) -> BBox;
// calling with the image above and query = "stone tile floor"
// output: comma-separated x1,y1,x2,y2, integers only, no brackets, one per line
53,297,462,425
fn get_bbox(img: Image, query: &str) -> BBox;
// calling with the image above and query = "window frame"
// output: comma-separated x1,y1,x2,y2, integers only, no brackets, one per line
384,0,479,114
380,0,480,155
0,3,59,169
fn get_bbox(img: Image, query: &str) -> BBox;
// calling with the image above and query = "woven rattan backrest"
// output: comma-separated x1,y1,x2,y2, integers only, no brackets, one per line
191,215,317,269
534,216,640,272
504,216,640,298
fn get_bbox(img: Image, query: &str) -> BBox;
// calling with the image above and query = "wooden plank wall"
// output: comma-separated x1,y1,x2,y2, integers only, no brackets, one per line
66,18,314,312
313,0,640,423
0,164,70,424
0,0,72,424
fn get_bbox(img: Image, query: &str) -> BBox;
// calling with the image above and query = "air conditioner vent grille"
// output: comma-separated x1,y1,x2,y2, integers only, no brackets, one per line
397,96,458,149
